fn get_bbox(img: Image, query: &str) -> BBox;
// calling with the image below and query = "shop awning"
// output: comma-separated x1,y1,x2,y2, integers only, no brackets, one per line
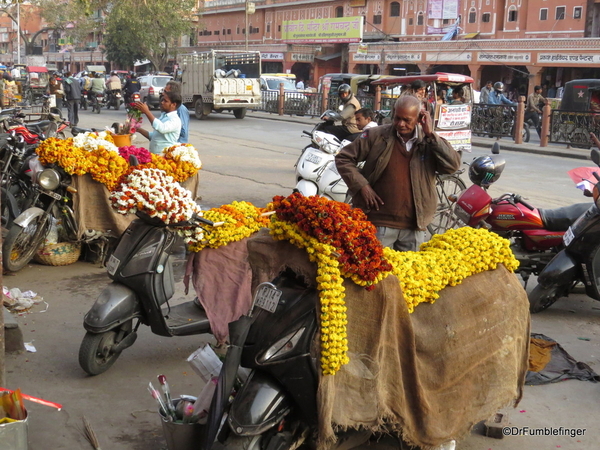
462,32,480,39
315,52,342,61
134,59,151,67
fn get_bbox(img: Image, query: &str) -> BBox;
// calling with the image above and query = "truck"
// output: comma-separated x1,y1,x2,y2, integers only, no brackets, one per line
180,50,261,120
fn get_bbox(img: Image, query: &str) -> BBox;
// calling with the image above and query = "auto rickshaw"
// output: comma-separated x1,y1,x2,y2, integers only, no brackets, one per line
372,72,475,152
24,66,49,105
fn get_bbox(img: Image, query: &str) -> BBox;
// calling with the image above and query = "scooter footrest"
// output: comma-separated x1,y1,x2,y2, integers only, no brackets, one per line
163,301,211,336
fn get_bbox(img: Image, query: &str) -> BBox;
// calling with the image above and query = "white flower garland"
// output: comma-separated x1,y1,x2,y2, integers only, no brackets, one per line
162,144,203,169
72,131,119,153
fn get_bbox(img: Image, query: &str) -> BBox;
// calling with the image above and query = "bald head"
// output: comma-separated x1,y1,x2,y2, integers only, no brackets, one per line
393,95,422,139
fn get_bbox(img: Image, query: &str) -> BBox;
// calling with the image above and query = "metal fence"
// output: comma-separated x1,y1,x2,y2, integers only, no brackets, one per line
470,104,517,139
256,92,398,117
549,110,598,148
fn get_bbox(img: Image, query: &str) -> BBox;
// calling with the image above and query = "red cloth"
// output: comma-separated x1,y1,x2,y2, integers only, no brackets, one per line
184,239,253,343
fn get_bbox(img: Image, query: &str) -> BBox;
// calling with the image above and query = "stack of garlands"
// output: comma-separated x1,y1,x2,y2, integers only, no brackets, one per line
109,168,203,242
267,193,520,375
186,201,270,252
35,133,202,189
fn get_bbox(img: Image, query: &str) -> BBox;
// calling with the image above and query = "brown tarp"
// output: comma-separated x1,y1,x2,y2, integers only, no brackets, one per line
72,173,200,239
246,229,530,449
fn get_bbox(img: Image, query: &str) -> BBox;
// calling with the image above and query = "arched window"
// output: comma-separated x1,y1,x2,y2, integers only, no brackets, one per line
468,8,476,23
507,5,518,22
335,6,344,18
417,12,424,25
390,2,400,17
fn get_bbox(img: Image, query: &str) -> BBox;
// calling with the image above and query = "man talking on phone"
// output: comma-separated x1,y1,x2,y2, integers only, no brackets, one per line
335,95,461,251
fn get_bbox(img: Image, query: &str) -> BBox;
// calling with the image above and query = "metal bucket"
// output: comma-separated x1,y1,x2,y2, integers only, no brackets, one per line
160,398,205,450
0,412,28,450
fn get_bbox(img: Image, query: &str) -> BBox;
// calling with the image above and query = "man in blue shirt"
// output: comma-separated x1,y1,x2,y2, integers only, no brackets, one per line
164,81,189,143
134,90,182,154
488,82,516,106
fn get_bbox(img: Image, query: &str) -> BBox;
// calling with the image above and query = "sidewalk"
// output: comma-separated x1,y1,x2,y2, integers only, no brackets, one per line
246,110,592,161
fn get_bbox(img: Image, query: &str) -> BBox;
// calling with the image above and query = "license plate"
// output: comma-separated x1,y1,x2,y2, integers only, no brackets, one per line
254,284,282,313
563,227,575,247
305,153,322,164
42,189,62,201
106,254,120,276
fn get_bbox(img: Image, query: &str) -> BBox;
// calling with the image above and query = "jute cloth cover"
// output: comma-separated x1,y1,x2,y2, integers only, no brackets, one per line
247,229,530,449
72,173,200,239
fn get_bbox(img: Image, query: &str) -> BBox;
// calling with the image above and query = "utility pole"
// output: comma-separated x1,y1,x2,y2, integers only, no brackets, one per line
245,1,255,51
16,0,20,64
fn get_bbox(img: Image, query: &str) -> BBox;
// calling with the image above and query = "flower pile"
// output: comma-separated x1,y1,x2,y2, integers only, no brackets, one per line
118,146,152,165
266,194,520,375
269,193,391,289
109,168,201,227
187,201,269,252
35,133,202,190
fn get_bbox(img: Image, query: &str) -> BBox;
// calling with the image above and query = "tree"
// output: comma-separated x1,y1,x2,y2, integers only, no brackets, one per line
91,0,197,71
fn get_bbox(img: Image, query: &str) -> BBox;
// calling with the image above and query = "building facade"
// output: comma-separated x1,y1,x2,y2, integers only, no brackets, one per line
191,0,600,94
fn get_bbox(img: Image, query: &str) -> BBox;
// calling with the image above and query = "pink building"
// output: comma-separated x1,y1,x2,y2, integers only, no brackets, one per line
192,0,600,94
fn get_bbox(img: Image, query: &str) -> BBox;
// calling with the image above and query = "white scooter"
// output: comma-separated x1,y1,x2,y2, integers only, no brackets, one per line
295,111,352,202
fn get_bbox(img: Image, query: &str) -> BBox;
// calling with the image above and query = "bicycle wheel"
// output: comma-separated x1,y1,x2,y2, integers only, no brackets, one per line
427,174,466,236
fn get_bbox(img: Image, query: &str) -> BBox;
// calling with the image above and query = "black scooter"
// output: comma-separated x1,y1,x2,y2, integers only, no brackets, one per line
529,146,600,313
78,211,214,375
203,270,372,450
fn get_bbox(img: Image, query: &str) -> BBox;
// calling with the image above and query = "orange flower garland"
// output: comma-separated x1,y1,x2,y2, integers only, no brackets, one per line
270,193,392,289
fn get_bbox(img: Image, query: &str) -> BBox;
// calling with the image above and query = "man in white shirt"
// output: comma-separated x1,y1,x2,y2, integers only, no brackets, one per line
355,108,378,131
296,79,304,90
134,90,182,154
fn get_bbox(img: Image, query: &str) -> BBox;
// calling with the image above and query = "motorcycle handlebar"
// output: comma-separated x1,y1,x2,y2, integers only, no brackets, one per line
515,195,534,210
193,214,214,226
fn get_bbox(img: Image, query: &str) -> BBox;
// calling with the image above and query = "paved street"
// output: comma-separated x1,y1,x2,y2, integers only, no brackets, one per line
4,107,600,449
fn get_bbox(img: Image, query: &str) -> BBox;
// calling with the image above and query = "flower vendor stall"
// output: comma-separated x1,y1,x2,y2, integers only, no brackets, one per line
175,192,529,449
35,133,203,246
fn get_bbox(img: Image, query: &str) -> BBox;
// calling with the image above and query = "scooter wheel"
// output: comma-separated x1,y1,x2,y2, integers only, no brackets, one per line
528,284,561,313
79,331,123,375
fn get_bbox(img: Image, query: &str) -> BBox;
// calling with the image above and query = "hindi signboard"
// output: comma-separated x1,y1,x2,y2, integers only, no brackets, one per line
282,17,363,44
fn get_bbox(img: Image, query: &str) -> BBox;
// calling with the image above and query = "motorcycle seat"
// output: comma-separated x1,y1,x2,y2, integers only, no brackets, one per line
538,203,592,231
71,126,100,136
25,120,51,131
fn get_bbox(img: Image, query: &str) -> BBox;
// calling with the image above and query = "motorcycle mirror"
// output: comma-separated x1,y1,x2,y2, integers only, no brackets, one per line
591,148,600,167
492,142,500,154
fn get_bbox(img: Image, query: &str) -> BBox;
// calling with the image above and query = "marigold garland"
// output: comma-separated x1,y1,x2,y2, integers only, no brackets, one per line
35,133,202,190
267,194,520,375
186,201,269,252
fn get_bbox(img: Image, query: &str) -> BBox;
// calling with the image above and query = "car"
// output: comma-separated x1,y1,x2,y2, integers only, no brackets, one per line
138,75,172,109
259,75,309,115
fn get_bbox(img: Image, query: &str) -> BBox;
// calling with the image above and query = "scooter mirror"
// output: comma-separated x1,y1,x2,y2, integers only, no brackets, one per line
492,142,500,154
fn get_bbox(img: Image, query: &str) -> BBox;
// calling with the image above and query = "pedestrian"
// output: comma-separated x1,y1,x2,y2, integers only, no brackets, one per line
322,84,361,141
134,89,182,154
487,82,516,106
335,95,461,251
296,78,305,90
525,85,545,138
163,80,189,143
46,72,64,110
354,108,378,130
480,81,493,104
63,71,81,126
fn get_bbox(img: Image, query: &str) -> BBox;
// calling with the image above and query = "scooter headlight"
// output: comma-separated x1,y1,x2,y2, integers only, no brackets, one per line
259,327,306,363
38,168,61,190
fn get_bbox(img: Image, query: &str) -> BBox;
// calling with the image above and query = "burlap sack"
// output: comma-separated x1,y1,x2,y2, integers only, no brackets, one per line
247,229,530,449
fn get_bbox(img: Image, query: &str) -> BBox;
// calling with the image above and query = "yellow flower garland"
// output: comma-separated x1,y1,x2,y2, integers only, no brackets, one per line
187,201,270,252
269,214,519,375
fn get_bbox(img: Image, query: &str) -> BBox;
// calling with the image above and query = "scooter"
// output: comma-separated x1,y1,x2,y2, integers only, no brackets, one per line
452,143,592,287
296,113,352,202
528,144,600,313
203,270,373,450
107,89,123,110
92,91,105,114
78,210,214,376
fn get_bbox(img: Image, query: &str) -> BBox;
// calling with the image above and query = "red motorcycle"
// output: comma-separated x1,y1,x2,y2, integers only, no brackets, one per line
451,143,592,286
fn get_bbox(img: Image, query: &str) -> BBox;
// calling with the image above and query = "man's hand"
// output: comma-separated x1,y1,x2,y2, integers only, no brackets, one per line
419,110,433,137
359,185,384,210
